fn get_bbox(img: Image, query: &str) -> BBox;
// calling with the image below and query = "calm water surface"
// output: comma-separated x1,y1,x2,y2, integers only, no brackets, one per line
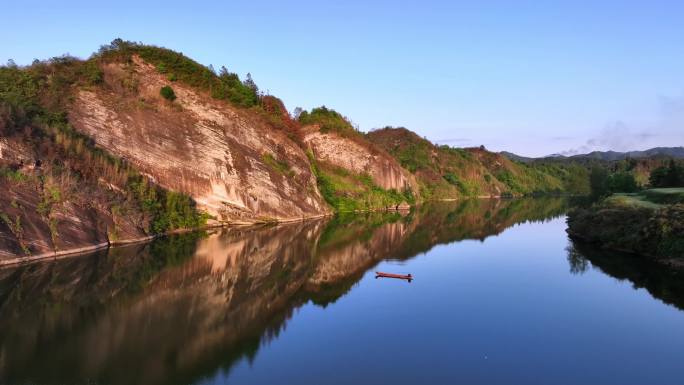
1,198,683,385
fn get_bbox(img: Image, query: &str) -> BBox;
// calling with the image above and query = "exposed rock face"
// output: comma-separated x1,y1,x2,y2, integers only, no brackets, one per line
302,128,418,192
0,136,145,262
1,54,427,260
69,56,329,223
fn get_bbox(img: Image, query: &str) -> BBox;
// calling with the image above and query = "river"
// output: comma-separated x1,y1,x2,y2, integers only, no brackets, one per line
1,198,683,385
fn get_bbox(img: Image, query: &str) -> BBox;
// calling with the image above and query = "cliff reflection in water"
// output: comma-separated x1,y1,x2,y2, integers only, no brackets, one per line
0,198,567,385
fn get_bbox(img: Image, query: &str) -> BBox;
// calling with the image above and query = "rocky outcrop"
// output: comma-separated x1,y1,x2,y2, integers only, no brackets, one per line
0,136,146,262
1,50,426,260
303,127,418,192
69,56,329,223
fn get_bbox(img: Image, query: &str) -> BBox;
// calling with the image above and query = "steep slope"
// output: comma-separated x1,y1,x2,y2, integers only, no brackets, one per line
299,108,418,211
0,133,145,260
467,146,567,194
69,54,329,223
302,127,414,191
367,127,566,198
0,57,211,262
0,41,424,260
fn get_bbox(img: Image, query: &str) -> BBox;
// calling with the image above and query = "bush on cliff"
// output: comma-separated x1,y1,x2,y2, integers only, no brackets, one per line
160,85,176,101
97,39,260,108
1,57,210,242
298,106,358,136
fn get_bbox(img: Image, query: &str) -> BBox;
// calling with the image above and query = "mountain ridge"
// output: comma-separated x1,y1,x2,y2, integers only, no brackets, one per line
501,147,684,162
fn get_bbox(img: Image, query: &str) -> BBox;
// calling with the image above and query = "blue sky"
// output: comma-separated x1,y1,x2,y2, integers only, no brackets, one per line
3,0,683,156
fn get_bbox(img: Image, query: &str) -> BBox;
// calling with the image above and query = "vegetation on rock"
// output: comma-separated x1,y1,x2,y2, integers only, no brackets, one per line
298,106,359,137
309,154,413,212
3,39,684,258
159,85,176,101
366,127,584,199
0,52,211,256
97,39,260,107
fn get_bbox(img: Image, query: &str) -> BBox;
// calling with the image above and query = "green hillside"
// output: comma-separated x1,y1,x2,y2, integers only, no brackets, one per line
366,127,589,199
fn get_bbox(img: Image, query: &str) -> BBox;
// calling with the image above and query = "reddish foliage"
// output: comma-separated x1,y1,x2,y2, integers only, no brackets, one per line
261,96,299,133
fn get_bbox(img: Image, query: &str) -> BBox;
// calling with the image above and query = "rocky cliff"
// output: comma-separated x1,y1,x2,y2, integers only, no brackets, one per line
302,126,417,192
0,39,574,261
0,41,408,260
0,124,148,260
70,56,329,222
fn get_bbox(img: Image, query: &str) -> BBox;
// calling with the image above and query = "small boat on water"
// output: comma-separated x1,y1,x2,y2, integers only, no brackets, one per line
376,272,412,281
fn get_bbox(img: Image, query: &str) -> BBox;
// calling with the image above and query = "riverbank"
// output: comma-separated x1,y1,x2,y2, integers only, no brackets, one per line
0,213,334,268
567,189,684,266
0,196,567,268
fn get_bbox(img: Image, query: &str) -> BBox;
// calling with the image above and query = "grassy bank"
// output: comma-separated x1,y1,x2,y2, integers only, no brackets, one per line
567,190,684,263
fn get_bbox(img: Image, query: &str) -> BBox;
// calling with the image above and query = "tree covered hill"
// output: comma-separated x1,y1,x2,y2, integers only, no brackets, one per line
0,38,628,260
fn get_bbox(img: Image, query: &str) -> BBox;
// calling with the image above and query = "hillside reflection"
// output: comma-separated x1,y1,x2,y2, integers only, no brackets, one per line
0,198,567,385
566,241,684,311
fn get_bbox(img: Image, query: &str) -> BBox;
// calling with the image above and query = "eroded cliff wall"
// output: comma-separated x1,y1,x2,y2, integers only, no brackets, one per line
69,56,329,223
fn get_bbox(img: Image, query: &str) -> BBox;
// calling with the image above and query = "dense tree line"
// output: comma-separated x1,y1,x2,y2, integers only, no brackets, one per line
589,168,638,197
649,160,684,188
588,158,684,198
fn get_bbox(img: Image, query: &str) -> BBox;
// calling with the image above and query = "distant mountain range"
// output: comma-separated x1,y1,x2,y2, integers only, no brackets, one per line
501,147,684,163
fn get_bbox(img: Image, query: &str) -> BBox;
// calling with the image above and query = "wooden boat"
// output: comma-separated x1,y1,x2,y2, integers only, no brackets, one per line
375,272,412,281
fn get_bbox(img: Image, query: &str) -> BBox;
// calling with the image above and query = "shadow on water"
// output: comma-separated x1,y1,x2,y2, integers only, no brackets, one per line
0,197,569,385
566,240,684,311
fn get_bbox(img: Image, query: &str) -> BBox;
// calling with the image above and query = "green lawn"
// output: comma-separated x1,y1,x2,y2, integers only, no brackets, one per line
641,188,684,204
605,194,662,209
605,188,684,209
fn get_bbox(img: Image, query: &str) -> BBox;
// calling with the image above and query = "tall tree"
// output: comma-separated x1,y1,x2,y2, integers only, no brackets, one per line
589,167,609,197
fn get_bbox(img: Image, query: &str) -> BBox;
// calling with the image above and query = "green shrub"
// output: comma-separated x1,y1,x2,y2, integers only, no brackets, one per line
262,153,293,176
298,106,357,135
80,60,103,85
0,167,29,182
97,39,259,108
495,170,522,193
397,143,431,173
314,168,412,212
649,160,684,188
442,173,467,193
160,85,176,101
